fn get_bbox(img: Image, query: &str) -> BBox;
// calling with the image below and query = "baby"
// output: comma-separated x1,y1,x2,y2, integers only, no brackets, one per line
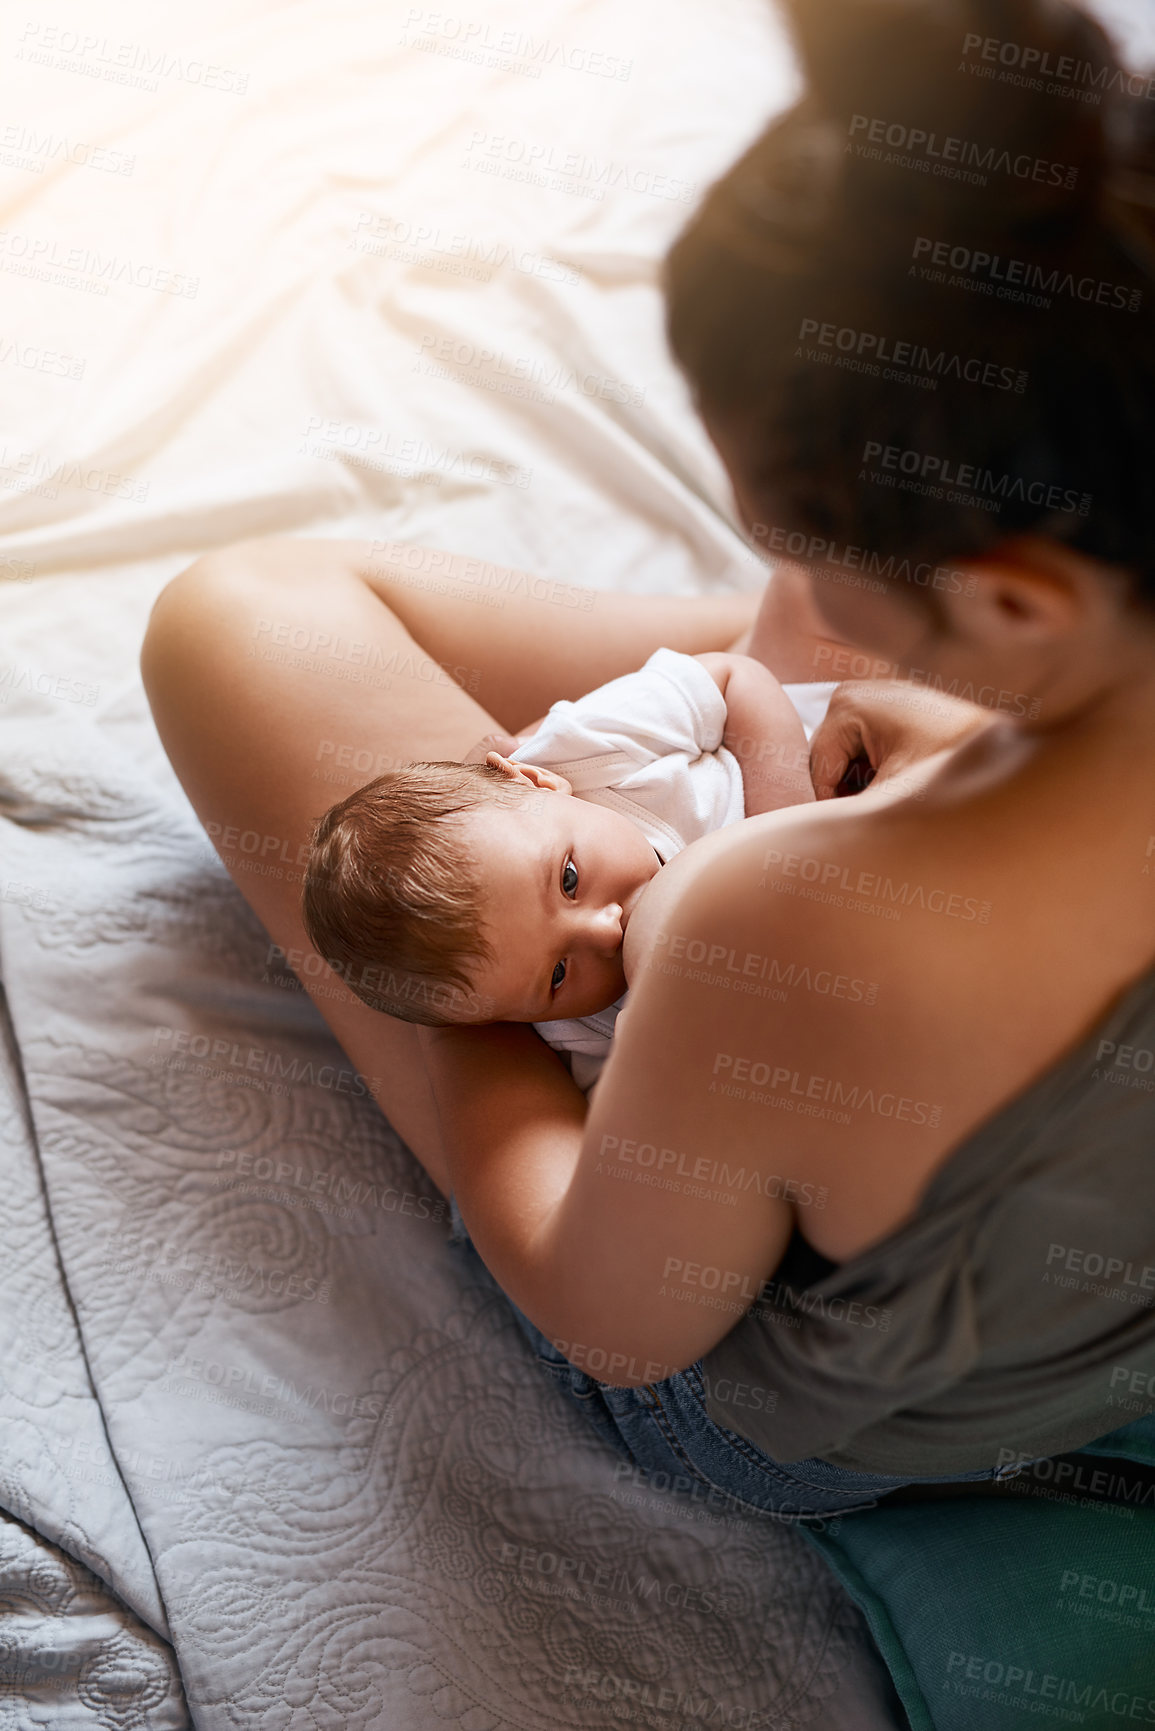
302,650,834,1089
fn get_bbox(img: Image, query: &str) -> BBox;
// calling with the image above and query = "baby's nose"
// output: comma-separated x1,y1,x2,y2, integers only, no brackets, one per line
585,902,625,954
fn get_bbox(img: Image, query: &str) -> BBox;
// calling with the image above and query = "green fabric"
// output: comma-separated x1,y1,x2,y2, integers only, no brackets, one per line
802,1497,1155,1731
1076,1415,1155,1470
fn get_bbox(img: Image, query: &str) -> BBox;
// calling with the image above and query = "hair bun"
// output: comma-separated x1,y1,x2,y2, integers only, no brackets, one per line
778,0,1117,230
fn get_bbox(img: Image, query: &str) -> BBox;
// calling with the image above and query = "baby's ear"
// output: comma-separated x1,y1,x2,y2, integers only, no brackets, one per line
484,753,571,796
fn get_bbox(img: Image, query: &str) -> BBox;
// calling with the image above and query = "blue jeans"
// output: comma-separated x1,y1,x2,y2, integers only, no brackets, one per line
448,1208,1010,1527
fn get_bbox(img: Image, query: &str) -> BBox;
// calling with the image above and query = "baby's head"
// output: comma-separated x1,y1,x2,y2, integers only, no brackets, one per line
302,755,661,1026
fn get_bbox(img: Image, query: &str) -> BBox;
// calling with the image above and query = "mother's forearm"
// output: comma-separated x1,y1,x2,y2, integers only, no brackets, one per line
142,536,752,1214
419,1022,587,1307
356,542,760,733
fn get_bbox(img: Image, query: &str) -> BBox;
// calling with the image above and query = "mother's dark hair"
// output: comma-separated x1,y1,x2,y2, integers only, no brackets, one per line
666,0,1155,593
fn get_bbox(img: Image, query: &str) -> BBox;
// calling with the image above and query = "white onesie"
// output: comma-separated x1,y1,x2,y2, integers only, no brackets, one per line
509,649,835,1093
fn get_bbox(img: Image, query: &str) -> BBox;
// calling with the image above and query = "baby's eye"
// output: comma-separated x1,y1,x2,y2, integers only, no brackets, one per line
561,858,578,898
551,960,567,991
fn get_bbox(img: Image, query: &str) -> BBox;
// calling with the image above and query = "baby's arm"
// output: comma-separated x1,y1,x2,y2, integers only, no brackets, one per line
695,653,816,815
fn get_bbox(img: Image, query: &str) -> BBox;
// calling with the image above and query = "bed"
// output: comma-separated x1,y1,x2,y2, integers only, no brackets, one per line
2,0,1152,1724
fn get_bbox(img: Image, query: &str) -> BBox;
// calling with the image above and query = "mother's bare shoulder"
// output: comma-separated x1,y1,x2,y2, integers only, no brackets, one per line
620,783,1007,1084
623,798,903,982
610,794,1014,1255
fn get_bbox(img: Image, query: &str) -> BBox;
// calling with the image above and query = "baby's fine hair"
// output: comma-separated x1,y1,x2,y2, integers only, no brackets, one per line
301,760,531,1026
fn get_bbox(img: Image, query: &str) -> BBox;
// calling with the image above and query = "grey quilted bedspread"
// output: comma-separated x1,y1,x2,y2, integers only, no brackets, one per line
0,697,904,1729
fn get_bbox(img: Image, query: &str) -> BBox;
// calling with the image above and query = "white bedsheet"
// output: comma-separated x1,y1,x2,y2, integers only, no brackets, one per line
2,0,1152,1724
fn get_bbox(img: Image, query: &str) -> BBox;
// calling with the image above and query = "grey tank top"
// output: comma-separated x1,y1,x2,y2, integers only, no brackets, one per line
699,964,1155,1476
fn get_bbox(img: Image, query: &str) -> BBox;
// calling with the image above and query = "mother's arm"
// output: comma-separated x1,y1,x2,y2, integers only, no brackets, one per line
431,749,1015,1378
425,817,810,1380
140,534,760,1196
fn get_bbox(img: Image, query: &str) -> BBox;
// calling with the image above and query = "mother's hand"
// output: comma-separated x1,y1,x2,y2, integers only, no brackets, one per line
809,680,997,800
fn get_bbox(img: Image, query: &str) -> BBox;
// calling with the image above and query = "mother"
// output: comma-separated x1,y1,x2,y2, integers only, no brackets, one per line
143,0,1155,1518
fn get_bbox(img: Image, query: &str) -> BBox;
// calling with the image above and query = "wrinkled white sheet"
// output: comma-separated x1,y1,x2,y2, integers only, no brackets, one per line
1,0,1152,1724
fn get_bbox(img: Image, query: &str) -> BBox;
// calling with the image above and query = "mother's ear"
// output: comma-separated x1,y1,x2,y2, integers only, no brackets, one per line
483,752,572,795
942,539,1123,653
